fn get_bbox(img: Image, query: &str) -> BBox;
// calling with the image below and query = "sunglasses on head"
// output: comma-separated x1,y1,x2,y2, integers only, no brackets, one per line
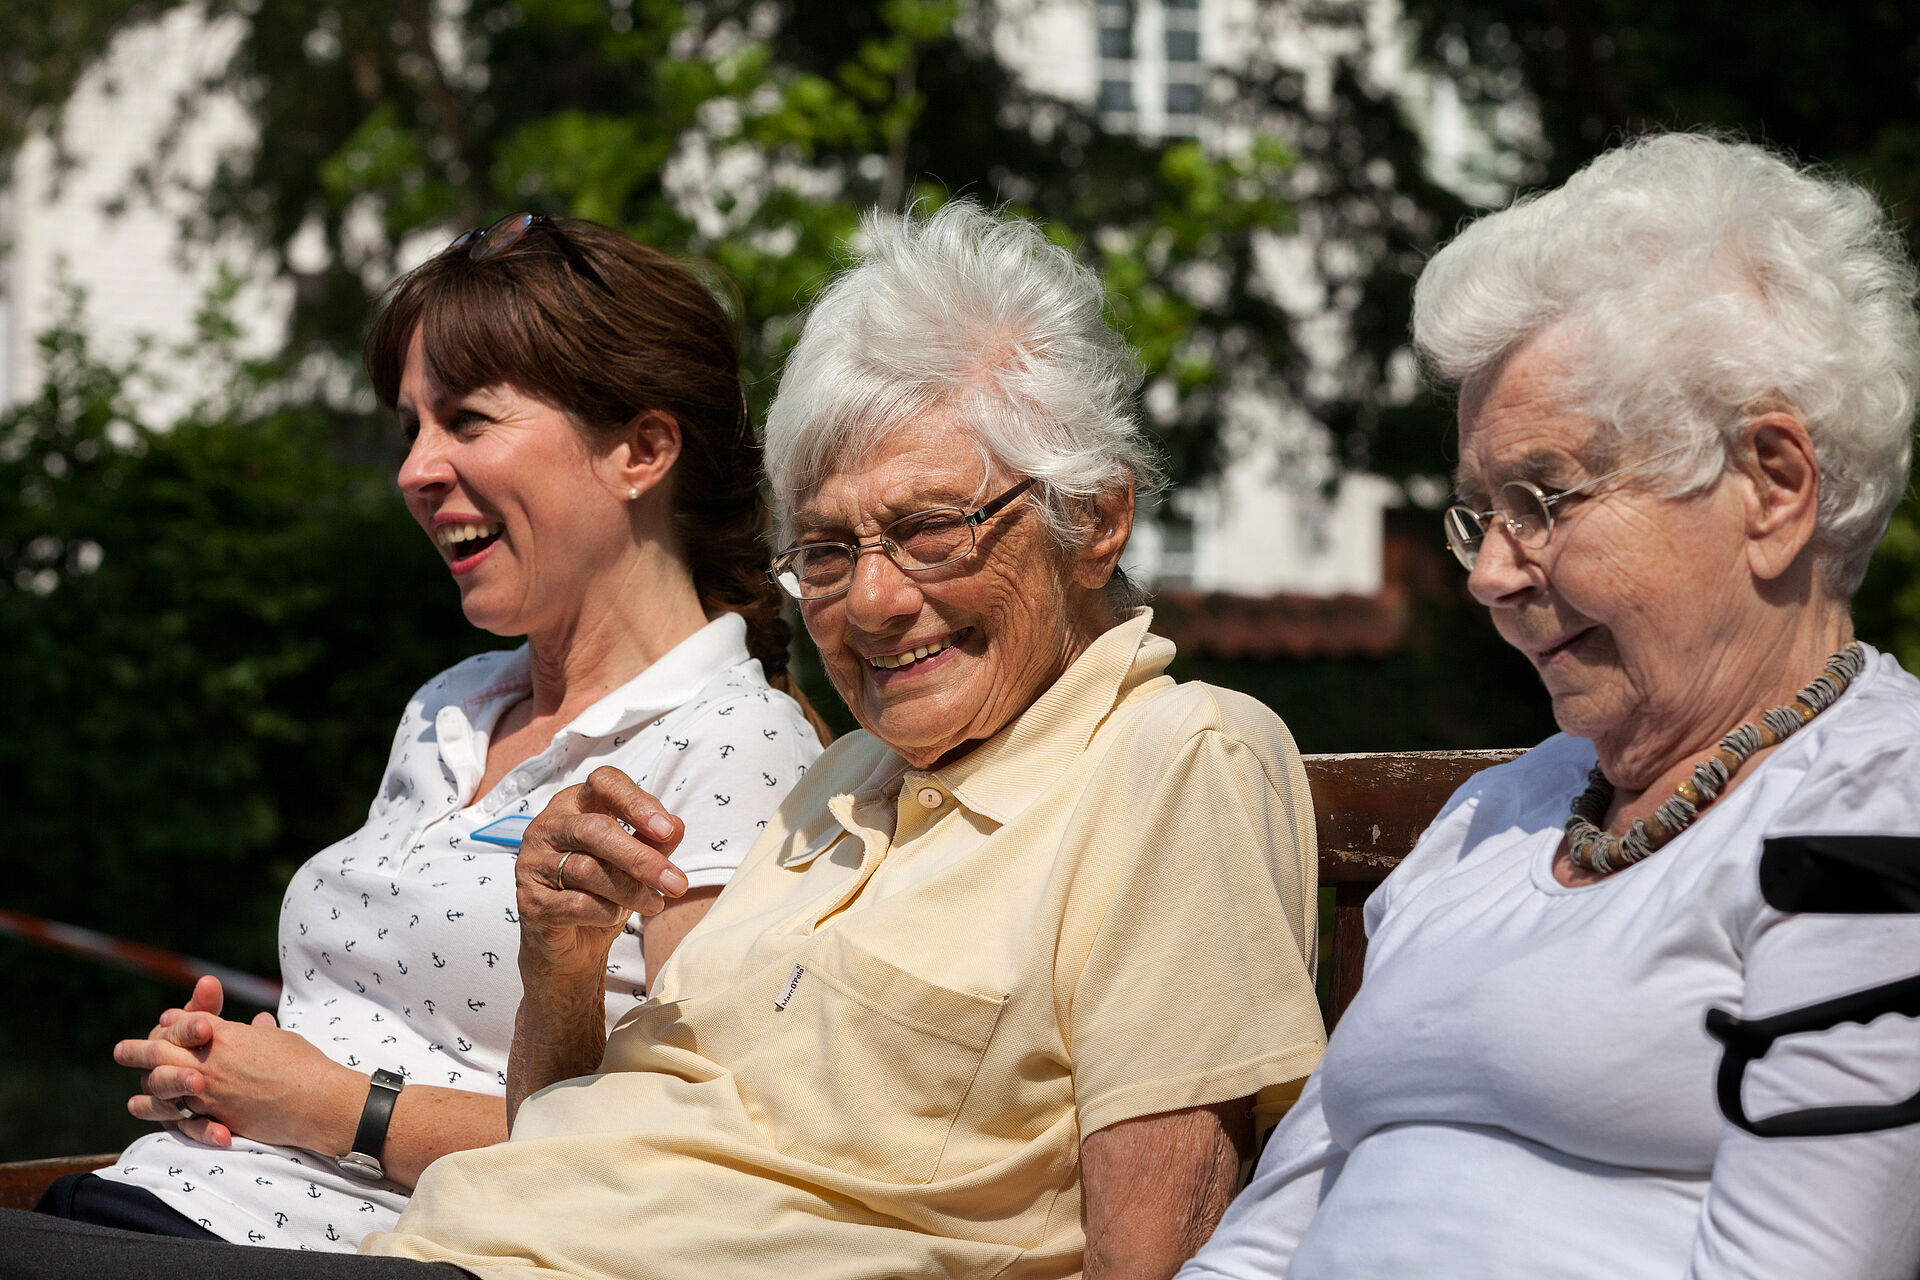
450,212,612,296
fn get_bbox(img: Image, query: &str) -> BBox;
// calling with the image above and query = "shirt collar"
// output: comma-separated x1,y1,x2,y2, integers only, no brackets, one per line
933,608,1174,825
776,610,1173,869
438,612,755,744
561,612,755,741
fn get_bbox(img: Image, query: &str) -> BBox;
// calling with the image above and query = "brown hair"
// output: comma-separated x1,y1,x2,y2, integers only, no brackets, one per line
365,217,830,743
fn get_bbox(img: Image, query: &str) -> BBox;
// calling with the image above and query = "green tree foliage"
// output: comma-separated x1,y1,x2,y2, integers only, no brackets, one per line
5,0,1449,487
0,309,488,1154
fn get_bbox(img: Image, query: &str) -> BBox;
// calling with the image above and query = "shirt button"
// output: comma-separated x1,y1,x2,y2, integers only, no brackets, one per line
916,786,944,810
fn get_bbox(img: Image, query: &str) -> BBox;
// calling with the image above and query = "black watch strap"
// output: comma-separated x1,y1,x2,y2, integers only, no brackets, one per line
342,1068,404,1179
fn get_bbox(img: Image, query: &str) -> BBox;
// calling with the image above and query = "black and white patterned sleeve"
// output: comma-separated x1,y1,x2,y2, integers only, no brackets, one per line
641,689,823,890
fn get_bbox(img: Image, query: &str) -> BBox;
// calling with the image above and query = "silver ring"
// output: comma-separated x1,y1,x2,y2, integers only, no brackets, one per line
556,851,576,893
175,1099,196,1119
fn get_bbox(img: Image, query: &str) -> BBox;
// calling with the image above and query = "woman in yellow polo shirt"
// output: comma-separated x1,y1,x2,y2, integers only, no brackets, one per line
3,202,1326,1280
381,199,1327,1280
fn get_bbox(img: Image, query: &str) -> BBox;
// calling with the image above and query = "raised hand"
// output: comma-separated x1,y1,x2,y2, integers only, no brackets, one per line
506,766,688,1115
514,765,688,983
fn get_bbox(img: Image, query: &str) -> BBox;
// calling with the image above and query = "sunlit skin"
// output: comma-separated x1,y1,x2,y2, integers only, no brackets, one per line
1456,331,1849,885
791,416,1132,770
393,330,707,675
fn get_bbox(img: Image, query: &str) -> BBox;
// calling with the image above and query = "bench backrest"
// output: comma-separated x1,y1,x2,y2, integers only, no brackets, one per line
1305,749,1523,1027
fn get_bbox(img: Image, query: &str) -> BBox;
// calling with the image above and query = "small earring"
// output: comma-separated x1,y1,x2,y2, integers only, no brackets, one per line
626,486,639,501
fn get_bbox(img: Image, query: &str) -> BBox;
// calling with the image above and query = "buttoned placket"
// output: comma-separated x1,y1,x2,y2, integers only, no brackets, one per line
798,773,962,932
405,696,554,864
474,732,579,818
897,773,952,834
386,704,487,869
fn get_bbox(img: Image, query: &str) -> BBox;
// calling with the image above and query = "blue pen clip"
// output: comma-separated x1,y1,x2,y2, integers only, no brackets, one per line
471,814,532,849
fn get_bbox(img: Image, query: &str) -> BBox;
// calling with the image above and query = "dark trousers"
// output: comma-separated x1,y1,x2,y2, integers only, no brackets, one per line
0,1208,474,1280
35,1172,221,1239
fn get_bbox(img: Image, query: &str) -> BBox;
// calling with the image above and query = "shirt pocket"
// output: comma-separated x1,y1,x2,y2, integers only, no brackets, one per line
739,929,1007,1185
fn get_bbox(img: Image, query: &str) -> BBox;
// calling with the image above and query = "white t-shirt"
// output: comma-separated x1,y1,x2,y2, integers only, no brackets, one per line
1183,643,1920,1280
100,614,820,1251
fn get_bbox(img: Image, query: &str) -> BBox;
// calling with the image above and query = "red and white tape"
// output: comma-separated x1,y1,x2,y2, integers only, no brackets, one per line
0,907,282,1008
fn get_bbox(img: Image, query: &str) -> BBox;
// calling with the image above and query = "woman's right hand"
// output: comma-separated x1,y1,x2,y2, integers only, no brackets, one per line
515,765,689,984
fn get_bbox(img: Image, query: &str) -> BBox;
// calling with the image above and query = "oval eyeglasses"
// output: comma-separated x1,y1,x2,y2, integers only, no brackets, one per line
769,478,1037,601
1444,442,1695,570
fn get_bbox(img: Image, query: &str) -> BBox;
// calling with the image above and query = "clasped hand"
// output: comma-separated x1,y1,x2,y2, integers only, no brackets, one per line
514,765,689,982
114,974,355,1153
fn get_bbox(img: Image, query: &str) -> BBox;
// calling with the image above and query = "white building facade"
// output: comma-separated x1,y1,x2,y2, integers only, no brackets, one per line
1,9,285,419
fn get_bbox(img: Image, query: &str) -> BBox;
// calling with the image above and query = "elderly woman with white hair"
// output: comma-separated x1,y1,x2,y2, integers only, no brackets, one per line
1,200,1323,1279
361,199,1326,1280
1180,133,1920,1280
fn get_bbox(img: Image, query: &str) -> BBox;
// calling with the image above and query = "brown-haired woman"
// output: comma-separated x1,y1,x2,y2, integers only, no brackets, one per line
41,214,825,1254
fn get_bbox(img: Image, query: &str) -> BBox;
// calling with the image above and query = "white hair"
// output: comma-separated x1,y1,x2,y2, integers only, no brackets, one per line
1413,131,1920,596
763,200,1164,555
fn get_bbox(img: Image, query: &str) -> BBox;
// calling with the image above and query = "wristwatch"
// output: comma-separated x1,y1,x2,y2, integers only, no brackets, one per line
337,1068,405,1183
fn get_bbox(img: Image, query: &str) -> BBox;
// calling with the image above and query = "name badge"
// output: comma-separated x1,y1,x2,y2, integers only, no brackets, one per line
471,814,532,849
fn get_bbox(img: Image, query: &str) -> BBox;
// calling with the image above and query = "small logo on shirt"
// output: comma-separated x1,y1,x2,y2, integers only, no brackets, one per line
774,964,806,1011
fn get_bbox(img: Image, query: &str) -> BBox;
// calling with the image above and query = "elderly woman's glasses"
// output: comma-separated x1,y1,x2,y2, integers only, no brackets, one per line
450,212,612,295
769,478,1038,601
1444,443,1693,570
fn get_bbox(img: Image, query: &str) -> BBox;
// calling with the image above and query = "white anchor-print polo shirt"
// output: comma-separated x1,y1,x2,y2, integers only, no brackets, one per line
100,612,821,1251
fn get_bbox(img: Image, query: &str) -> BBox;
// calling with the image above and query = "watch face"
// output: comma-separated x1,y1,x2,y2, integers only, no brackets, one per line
338,1151,387,1183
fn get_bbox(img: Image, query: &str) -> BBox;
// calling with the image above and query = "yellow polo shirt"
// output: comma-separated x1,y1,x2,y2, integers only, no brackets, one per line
368,611,1324,1280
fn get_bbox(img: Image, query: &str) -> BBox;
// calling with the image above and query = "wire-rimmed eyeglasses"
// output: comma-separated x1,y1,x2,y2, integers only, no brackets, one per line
769,478,1037,601
1444,442,1694,570
450,212,612,295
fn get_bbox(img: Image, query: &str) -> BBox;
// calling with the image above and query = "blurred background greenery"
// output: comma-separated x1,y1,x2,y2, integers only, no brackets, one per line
2,0,1918,1158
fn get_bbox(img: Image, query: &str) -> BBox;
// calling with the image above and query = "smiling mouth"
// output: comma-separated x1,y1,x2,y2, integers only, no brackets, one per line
435,520,504,561
1534,628,1592,662
867,628,971,670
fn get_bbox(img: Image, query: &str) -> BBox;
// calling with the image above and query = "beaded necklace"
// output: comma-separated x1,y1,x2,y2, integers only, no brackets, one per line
1565,642,1867,875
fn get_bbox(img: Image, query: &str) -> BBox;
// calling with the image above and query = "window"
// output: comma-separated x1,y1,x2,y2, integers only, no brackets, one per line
1097,0,1203,138
1161,0,1202,135
1166,80,1202,117
1097,1,1139,128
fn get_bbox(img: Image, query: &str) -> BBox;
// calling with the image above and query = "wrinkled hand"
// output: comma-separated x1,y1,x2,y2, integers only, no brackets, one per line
115,976,354,1153
516,766,688,984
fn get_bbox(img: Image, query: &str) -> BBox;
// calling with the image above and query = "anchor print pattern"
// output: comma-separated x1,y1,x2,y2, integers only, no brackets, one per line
103,637,819,1254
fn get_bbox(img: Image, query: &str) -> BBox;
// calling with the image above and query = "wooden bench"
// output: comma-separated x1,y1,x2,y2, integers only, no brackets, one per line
0,748,1522,1212
1307,749,1522,1025
0,1155,116,1212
